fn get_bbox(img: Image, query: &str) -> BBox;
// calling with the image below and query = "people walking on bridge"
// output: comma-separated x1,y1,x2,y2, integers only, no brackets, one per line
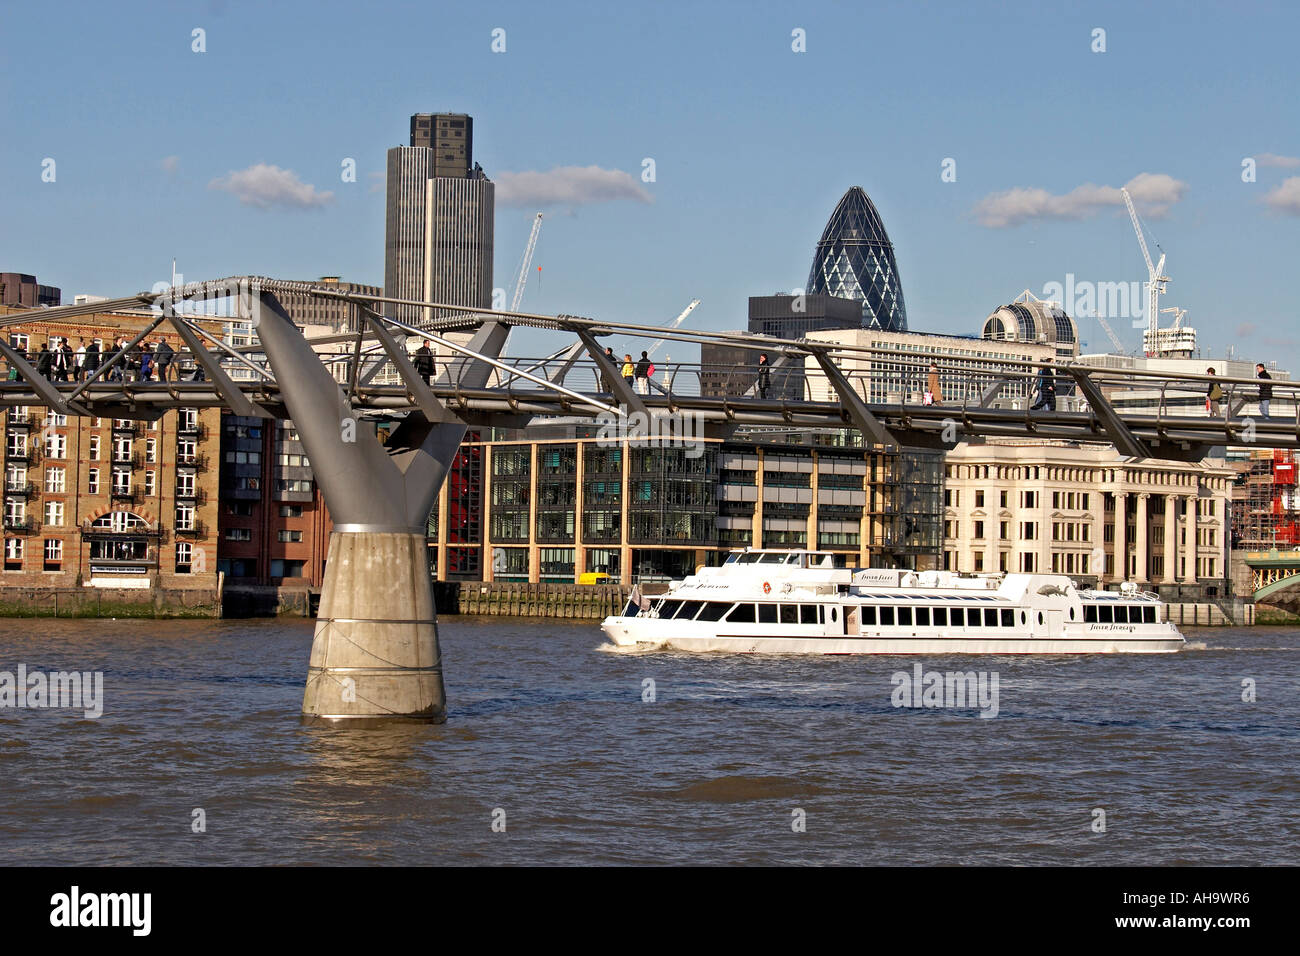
35,342,53,379
1030,364,1056,411
1206,367,1223,417
1256,363,1272,419
635,351,651,395
621,353,635,391
413,342,435,385
139,344,155,382
74,340,87,382
154,339,173,382
757,353,772,399
599,346,616,392
924,362,943,406
83,339,101,381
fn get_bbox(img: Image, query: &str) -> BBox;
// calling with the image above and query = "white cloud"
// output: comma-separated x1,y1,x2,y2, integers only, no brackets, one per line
208,163,334,208
494,165,652,207
974,172,1188,228
161,155,180,174
1257,152,1300,169
1264,176,1300,215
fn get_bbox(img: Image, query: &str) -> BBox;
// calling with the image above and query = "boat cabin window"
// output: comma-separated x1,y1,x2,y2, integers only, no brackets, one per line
758,553,786,565
696,602,729,622
757,604,778,624
1098,605,1113,624
984,609,998,627
1084,604,1098,623
726,603,755,623
949,607,964,627
724,553,739,565
916,607,930,626
897,607,913,626
861,606,877,625
657,599,681,618
1001,609,1014,627
799,605,820,624
1143,605,1156,623
879,607,895,626
780,604,798,624
739,553,763,564
932,607,946,626
674,601,704,620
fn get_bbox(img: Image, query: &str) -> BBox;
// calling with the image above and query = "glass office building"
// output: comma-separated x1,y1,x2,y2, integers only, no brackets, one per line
807,186,908,333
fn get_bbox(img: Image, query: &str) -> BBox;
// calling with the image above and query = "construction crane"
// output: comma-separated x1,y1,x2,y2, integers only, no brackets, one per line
1121,188,1170,349
1160,306,1187,329
645,299,701,360
1090,309,1128,354
511,212,543,310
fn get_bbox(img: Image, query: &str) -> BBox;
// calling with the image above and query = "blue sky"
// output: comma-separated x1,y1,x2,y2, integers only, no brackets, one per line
3,0,1298,365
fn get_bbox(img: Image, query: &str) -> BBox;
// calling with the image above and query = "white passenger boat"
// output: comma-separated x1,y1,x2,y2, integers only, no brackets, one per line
602,548,1184,654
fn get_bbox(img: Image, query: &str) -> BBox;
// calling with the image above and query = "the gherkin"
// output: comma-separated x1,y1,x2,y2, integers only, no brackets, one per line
807,186,908,332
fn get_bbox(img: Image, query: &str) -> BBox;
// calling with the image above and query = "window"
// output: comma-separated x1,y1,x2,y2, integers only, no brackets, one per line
861,606,877,625
45,433,66,460
146,438,157,463
176,473,196,497
87,468,99,495
3,537,21,570
674,601,703,620
1098,605,1113,623
975,491,985,508
757,604,778,624
779,604,798,624
696,602,729,622
43,538,62,571
897,607,913,626
799,605,820,625
225,528,252,542
143,471,156,497
1000,609,1014,627
725,603,756,623
175,541,193,574
279,505,303,518
113,437,133,462
984,608,998,627
879,606,895,626
933,607,947,626
176,504,195,531
277,530,303,543
227,501,254,516
88,436,100,461
44,467,65,493
43,501,64,527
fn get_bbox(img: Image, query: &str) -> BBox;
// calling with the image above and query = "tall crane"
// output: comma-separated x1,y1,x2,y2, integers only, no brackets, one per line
511,212,543,311
645,299,701,360
1121,188,1170,351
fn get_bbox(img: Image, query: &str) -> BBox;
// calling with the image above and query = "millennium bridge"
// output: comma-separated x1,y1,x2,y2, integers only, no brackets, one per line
3,277,1298,723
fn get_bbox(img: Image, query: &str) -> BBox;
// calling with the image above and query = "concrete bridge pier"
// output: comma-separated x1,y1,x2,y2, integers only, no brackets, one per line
253,293,506,724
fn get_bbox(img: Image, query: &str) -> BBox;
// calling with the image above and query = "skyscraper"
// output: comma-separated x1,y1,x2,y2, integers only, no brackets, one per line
807,186,908,333
384,114,494,327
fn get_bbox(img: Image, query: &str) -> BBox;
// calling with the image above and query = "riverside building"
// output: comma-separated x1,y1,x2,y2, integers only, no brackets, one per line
942,440,1234,600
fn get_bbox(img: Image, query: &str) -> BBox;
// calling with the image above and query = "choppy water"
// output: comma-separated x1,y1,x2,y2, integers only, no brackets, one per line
0,617,1296,865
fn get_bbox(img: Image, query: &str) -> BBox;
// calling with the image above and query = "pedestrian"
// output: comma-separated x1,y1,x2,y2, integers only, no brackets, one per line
925,362,943,406
1030,365,1056,411
757,353,772,399
51,341,69,382
1256,363,1272,419
154,339,173,382
74,339,87,383
127,341,142,382
35,342,53,379
413,342,435,385
1206,367,1223,417
635,351,651,395
600,346,616,392
621,353,635,391
139,343,154,382
83,339,101,381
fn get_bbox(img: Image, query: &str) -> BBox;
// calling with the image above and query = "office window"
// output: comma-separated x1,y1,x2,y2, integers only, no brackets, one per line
44,467,65,493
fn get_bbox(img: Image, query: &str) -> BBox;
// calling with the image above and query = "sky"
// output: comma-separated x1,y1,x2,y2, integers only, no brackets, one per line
2,0,1298,367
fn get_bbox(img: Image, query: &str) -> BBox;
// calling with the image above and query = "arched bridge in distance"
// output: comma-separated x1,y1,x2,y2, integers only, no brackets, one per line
4,277,1300,725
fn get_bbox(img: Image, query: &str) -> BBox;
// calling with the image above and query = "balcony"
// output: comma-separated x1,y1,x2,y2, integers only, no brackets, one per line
2,516,39,534
3,481,35,497
4,447,39,464
176,452,209,471
109,489,139,505
6,412,32,428
111,422,144,436
80,520,164,540
175,488,207,505
177,422,208,440
110,453,143,469
174,520,206,537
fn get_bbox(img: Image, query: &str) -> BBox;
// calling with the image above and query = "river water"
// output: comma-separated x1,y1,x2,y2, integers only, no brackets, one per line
0,617,1295,865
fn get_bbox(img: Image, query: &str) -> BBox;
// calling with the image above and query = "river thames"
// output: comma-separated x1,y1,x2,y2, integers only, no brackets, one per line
1,617,1295,865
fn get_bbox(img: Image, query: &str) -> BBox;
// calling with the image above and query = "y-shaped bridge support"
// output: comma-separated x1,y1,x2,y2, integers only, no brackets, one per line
255,294,507,723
